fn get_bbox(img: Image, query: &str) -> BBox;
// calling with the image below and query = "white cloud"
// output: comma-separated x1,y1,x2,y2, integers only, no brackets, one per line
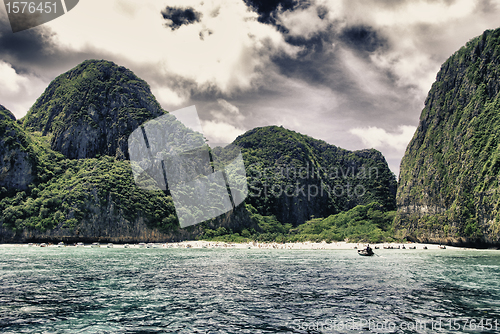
217,99,239,114
340,47,398,98
372,0,477,26
209,99,245,125
370,45,437,101
0,61,46,118
349,125,416,151
278,5,332,39
0,61,29,94
201,120,245,145
152,86,186,108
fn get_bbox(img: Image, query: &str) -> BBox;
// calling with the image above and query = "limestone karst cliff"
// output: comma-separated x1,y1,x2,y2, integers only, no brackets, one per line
396,28,500,246
0,105,36,192
23,60,164,160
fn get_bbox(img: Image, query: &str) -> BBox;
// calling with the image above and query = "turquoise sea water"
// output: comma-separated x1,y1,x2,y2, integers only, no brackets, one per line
0,246,499,333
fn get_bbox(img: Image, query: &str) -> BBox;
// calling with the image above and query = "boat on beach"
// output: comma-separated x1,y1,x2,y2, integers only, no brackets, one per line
91,242,100,248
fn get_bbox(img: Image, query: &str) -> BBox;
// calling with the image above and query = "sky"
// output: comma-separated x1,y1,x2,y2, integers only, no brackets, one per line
1,0,500,176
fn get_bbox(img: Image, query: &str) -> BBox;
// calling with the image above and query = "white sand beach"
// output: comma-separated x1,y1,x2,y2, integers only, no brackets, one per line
0,241,476,250
161,241,468,250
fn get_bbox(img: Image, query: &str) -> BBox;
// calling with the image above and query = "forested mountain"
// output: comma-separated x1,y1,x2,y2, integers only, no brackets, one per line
23,60,164,160
0,60,396,243
396,28,500,246
230,126,396,226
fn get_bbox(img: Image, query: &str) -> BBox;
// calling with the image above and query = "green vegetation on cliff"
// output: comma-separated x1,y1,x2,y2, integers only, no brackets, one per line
232,126,397,226
1,60,397,243
201,202,396,243
0,156,177,234
289,202,395,243
1,105,30,152
23,60,164,160
397,28,500,245
202,126,397,243
0,106,37,192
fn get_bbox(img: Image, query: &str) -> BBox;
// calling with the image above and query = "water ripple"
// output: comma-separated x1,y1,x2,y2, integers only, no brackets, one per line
0,247,499,333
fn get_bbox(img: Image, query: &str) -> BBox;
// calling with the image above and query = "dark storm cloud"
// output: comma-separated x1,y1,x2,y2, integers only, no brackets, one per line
339,25,387,53
161,6,202,31
272,33,342,86
285,27,335,53
0,17,57,72
0,15,119,78
243,0,299,24
270,20,389,91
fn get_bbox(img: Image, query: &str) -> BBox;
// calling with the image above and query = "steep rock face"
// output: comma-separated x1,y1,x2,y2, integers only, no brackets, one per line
0,198,195,244
23,60,164,160
397,29,500,246
0,105,36,191
0,197,254,243
231,126,397,226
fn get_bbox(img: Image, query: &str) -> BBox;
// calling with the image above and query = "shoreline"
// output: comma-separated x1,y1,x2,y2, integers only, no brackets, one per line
0,241,495,250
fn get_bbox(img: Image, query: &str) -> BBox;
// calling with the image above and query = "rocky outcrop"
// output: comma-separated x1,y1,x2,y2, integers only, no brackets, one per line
396,28,500,246
0,105,35,191
0,199,196,244
23,60,164,160
233,126,397,226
